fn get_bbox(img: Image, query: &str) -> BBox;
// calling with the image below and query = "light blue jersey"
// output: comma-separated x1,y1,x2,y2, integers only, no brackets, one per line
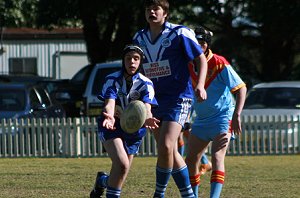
191,52,246,141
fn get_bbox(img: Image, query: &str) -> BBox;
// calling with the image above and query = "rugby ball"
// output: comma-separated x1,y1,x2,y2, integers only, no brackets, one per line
120,100,147,134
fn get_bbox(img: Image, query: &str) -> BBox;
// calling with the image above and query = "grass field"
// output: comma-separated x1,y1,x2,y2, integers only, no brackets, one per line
0,155,300,198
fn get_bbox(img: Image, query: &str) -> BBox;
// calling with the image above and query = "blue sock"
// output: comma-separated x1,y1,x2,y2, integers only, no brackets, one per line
210,171,225,198
201,154,209,164
153,166,172,198
190,174,200,198
106,186,121,198
210,182,223,198
172,165,195,198
192,185,199,198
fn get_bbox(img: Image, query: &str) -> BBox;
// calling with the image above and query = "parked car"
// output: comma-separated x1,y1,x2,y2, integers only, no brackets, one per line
243,81,300,111
54,60,122,117
0,82,66,154
0,74,53,84
35,79,69,103
242,81,300,150
0,74,70,111
0,83,66,119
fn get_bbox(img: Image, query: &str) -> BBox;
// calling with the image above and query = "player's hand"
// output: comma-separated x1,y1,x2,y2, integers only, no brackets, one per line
102,112,116,130
231,113,242,135
144,117,160,130
195,85,207,102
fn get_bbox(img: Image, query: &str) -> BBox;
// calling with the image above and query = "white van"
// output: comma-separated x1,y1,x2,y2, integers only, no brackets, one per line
55,60,122,117
80,60,122,116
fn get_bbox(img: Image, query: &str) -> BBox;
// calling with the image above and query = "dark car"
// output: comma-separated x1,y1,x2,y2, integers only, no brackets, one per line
0,74,52,84
0,74,68,95
53,64,94,117
0,74,69,111
35,79,69,103
0,83,66,119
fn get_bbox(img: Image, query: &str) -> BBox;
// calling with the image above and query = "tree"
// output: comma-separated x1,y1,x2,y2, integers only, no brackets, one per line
1,0,299,83
247,0,300,81
0,0,38,27
184,0,300,83
36,0,144,65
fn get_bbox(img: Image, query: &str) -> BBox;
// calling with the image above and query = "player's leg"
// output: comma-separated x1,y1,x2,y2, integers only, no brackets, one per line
178,120,192,156
210,132,231,198
172,147,195,197
178,132,185,156
171,124,195,197
152,121,182,197
199,153,212,175
169,99,195,197
185,134,210,198
93,138,131,198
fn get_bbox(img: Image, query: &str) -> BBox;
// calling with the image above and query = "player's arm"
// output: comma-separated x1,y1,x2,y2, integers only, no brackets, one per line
144,103,160,130
231,85,247,135
193,53,208,102
102,99,116,130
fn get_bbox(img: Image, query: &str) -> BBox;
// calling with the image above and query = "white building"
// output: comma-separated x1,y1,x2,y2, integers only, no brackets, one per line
0,28,89,79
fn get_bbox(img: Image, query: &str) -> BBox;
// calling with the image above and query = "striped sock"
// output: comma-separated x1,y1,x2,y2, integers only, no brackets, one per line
190,174,200,198
210,170,225,198
172,165,195,197
106,186,121,198
153,166,172,198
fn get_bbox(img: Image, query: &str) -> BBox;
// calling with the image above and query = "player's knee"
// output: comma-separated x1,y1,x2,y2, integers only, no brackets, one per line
158,143,173,157
211,152,225,164
117,161,131,175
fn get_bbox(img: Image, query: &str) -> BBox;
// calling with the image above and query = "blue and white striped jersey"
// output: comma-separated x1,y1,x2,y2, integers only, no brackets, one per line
133,21,203,100
100,70,158,110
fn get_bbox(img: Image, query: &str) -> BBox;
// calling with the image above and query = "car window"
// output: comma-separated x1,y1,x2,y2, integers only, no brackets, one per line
36,87,51,106
0,89,25,111
244,87,300,109
92,68,120,96
29,88,41,107
38,81,56,93
71,65,92,84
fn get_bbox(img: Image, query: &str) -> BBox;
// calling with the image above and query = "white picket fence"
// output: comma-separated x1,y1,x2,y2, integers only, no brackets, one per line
0,115,299,158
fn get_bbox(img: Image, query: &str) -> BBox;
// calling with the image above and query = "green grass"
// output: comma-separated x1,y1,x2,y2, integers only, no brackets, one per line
0,155,300,198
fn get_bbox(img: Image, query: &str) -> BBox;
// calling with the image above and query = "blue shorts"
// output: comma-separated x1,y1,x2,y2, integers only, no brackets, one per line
152,98,192,127
97,116,146,155
191,119,232,142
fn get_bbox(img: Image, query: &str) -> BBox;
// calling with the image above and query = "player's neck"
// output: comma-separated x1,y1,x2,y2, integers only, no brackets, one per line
149,22,164,42
124,73,132,82
124,74,133,91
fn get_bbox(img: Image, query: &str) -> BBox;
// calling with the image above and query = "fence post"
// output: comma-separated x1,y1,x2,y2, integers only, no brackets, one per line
1,120,6,157
75,118,81,157
298,115,300,154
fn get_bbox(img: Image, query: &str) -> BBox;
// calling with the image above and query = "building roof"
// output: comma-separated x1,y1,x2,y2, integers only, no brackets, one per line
2,27,84,40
